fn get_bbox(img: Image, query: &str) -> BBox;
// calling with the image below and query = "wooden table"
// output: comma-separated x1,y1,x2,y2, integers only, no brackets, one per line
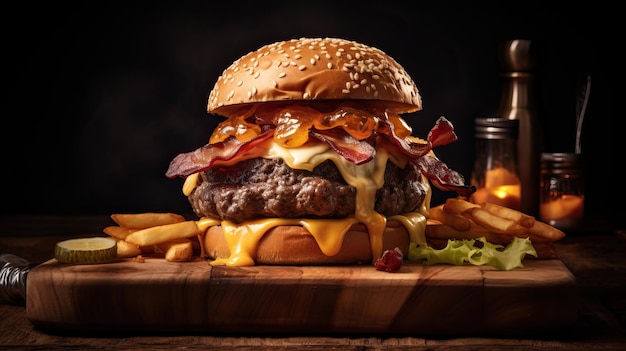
1,215,626,350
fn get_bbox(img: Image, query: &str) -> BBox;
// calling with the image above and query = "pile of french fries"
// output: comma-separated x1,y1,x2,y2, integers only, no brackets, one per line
427,197,565,246
102,198,564,263
103,213,202,262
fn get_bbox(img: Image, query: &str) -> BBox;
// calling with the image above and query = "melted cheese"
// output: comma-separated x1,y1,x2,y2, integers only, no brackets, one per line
210,217,360,266
184,137,431,266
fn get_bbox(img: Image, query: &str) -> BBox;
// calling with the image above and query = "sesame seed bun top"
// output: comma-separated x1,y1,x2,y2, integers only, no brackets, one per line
207,37,423,117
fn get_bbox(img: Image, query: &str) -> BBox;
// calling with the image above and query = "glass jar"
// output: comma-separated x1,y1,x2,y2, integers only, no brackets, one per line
470,117,521,210
539,152,584,230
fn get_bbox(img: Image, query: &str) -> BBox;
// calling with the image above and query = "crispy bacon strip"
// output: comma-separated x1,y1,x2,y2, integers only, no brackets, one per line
429,116,458,148
309,128,376,165
380,115,473,195
413,154,475,196
378,115,431,158
165,129,274,178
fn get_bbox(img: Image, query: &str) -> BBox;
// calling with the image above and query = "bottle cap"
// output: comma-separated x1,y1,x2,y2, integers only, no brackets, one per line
474,117,519,140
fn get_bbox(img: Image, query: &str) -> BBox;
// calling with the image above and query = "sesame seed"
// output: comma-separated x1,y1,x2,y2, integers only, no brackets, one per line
342,89,350,94
327,62,333,69
298,65,306,71
237,80,243,86
303,92,310,99
372,75,380,80
272,80,278,87
360,79,367,85
227,90,235,100
295,54,302,59
352,84,360,89
278,72,286,78
254,72,260,79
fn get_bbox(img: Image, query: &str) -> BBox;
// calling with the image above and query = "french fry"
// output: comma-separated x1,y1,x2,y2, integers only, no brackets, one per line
526,220,566,242
115,239,142,258
429,204,471,232
155,238,193,262
125,220,201,247
443,197,480,214
481,202,535,228
111,212,185,229
103,226,137,240
467,207,527,234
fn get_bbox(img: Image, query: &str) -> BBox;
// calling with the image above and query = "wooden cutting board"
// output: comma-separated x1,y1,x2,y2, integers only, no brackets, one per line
26,257,578,336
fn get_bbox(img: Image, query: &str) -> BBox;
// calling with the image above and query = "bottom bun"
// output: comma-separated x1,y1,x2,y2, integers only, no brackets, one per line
204,221,410,265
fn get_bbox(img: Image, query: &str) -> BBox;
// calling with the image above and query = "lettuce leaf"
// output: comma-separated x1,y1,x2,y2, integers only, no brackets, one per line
407,237,537,271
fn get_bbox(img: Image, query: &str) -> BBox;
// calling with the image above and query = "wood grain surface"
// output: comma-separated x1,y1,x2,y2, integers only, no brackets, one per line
26,257,577,336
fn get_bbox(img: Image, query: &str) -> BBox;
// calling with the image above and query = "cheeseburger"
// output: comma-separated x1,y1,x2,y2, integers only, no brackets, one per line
165,37,475,266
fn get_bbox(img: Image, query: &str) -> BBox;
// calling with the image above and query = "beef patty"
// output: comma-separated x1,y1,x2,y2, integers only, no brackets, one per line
189,158,427,223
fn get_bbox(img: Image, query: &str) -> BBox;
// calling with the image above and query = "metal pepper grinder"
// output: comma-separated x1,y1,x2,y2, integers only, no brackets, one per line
497,39,544,216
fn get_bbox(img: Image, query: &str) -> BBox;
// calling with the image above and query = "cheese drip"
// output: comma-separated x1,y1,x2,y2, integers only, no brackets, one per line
183,138,431,266
211,217,359,266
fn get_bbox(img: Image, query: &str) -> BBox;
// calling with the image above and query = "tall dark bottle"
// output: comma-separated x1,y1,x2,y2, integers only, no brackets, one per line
497,40,543,216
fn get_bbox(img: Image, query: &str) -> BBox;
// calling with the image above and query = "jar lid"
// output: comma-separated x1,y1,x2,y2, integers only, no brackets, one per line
474,117,519,139
541,152,583,174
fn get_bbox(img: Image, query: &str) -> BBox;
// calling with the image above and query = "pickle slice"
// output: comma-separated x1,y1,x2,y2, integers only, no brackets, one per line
54,237,117,264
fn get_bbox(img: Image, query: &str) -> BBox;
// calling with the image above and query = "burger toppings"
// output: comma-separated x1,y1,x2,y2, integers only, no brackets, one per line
166,103,473,197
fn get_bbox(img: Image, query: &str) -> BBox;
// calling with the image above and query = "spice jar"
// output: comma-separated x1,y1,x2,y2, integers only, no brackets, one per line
470,117,522,210
539,152,584,230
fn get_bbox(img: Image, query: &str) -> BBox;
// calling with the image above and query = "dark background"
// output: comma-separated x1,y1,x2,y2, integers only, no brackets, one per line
1,3,619,228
